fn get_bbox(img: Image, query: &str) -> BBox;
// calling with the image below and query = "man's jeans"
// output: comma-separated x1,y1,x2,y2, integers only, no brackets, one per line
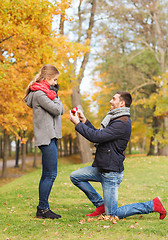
70,166,154,218
38,138,57,209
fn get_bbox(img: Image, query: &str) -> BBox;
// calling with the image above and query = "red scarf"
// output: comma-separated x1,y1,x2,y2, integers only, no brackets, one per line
30,80,56,100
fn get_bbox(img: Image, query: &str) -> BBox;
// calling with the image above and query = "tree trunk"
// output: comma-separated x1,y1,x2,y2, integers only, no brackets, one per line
148,115,161,155
21,143,26,171
147,136,155,156
59,15,64,35
0,135,2,158
160,117,168,155
142,137,146,154
71,86,92,163
73,138,78,154
15,139,20,168
63,136,68,156
69,134,72,155
30,139,33,153
26,141,29,154
128,139,132,155
58,139,63,157
8,136,11,157
1,130,8,178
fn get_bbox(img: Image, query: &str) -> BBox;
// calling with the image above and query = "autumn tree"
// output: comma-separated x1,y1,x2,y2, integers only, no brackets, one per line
0,0,90,176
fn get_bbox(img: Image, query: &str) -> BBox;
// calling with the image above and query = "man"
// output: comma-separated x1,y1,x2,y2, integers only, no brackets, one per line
69,91,166,220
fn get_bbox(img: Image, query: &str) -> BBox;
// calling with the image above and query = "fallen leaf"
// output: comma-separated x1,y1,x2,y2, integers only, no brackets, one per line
87,218,95,222
42,221,46,225
3,228,7,232
79,219,85,224
103,225,110,229
129,225,135,229
104,215,111,221
54,232,58,236
67,224,73,227
111,218,117,224
114,216,119,221
98,214,104,220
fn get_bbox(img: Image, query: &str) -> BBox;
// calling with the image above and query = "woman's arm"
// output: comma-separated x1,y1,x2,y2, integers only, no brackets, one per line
35,91,64,116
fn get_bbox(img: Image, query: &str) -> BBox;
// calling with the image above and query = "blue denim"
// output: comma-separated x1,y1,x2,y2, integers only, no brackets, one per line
38,138,57,209
70,166,154,218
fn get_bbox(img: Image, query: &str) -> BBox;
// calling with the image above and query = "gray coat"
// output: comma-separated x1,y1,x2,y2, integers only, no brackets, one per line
25,91,64,146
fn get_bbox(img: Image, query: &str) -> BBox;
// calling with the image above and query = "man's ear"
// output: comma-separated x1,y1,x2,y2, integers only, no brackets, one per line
120,100,125,107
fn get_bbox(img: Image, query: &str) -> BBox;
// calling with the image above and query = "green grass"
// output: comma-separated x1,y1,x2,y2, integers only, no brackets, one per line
0,155,168,240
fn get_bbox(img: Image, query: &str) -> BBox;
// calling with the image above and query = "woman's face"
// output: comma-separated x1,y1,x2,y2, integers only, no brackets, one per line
47,74,59,86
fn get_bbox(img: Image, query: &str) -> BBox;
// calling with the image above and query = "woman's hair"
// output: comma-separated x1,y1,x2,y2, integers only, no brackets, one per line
117,91,132,107
25,64,59,97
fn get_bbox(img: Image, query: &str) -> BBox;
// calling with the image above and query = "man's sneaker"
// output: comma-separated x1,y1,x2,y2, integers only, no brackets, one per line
36,206,62,219
86,204,105,217
153,197,167,220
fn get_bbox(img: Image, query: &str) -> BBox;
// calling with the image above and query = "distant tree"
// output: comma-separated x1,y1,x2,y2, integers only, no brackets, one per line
92,0,168,154
59,0,97,163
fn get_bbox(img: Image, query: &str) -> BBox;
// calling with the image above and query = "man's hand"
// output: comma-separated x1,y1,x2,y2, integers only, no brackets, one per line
77,109,87,123
69,111,80,125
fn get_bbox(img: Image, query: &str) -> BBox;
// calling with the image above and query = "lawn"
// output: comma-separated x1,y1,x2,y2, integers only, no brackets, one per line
0,155,168,240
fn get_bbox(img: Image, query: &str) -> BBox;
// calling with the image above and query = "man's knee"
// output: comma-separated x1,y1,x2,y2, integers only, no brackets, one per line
70,171,76,183
70,170,82,185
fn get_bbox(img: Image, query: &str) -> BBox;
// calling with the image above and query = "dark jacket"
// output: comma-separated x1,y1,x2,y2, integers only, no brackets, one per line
75,115,131,172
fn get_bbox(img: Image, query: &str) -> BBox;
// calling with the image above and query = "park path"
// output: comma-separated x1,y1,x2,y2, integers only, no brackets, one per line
0,156,35,170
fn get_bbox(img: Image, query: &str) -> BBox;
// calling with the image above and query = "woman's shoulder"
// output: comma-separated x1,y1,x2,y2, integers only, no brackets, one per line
32,90,47,100
33,90,46,96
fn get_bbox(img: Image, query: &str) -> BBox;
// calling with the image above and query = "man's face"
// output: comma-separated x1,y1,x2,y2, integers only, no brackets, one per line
110,94,125,110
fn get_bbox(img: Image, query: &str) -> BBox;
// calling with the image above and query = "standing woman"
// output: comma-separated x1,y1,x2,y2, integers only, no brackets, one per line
24,64,64,219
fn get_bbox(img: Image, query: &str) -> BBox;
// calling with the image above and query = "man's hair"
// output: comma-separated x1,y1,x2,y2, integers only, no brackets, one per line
117,91,132,107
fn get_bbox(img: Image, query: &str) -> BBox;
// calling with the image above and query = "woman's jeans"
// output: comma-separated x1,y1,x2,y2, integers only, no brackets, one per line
70,166,154,218
38,138,57,209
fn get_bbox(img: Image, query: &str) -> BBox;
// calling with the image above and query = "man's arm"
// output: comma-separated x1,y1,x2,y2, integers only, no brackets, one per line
85,119,98,130
75,120,127,143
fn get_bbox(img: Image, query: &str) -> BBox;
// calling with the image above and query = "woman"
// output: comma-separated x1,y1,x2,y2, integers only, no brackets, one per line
25,64,64,219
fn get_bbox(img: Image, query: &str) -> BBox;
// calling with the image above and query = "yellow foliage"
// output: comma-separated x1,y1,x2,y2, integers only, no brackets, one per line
133,73,168,117
0,0,90,138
